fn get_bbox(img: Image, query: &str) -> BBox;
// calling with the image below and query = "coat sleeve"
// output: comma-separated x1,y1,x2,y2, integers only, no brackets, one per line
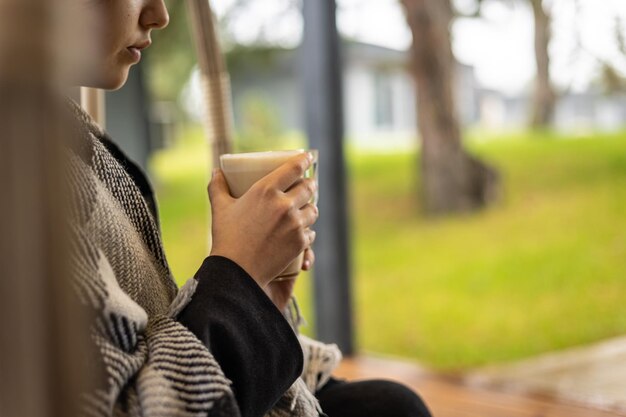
177,256,304,417
70,227,241,417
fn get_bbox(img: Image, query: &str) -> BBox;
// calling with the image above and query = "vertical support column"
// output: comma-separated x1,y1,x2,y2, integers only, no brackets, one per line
186,0,233,169
0,0,90,415
81,87,106,129
301,0,354,355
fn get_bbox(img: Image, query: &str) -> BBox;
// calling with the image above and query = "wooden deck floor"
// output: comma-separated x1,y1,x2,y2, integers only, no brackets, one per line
466,336,626,413
334,356,626,417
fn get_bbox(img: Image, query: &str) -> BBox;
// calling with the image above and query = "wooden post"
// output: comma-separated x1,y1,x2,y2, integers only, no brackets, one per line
186,0,233,168
81,87,106,129
302,0,354,355
0,0,88,415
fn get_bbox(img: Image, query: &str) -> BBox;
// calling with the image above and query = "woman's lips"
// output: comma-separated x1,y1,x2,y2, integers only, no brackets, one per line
126,47,141,63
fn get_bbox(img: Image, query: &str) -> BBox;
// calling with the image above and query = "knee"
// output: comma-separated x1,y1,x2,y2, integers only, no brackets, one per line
317,379,431,417
366,380,431,417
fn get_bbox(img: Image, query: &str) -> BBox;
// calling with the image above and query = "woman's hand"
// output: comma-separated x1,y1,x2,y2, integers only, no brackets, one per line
264,248,315,311
208,153,319,289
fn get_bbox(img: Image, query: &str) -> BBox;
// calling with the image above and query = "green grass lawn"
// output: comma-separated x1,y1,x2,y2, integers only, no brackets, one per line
150,127,626,370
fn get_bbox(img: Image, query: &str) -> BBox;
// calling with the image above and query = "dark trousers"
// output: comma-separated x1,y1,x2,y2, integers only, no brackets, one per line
316,378,432,417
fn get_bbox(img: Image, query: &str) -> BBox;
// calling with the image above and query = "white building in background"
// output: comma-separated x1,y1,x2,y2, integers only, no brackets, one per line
189,41,625,152
224,41,478,151
555,93,626,132
477,90,626,132
340,42,477,150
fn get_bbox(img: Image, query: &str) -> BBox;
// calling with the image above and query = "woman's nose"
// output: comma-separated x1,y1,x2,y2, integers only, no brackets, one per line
140,0,170,30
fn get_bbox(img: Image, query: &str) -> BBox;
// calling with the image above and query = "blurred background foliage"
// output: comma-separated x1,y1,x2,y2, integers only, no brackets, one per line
147,0,196,103
151,128,626,369
234,95,290,152
143,0,626,370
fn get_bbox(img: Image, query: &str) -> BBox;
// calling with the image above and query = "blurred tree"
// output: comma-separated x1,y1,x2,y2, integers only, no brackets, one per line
146,0,197,102
401,0,499,214
146,0,296,109
616,16,626,56
594,17,626,95
146,0,248,103
599,62,626,95
570,11,626,96
235,94,289,152
459,0,556,127
528,0,556,127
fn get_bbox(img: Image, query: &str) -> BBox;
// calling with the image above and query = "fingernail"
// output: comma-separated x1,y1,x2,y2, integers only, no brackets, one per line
307,152,314,162
303,260,311,270
212,168,219,178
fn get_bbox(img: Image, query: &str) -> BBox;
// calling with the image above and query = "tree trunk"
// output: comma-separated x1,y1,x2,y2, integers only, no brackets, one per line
401,0,499,214
530,0,556,127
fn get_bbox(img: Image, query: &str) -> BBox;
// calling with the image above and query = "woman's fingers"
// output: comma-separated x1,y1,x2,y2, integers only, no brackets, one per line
207,169,233,208
302,248,315,271
260,153,313,192
299,203,319,229
286,178,317,209
304,228,317,247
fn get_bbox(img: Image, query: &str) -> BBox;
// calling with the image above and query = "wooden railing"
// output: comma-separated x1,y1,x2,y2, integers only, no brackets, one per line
0,0,89,415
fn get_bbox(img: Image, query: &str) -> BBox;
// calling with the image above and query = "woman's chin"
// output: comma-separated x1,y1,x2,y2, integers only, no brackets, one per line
79,66,131,91
100,68,131,91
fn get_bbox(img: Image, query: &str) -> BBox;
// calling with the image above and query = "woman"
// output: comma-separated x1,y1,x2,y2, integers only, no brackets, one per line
66,1,432,416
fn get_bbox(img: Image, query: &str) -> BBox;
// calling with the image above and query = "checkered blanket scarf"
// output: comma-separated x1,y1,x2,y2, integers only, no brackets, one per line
65,98,342,417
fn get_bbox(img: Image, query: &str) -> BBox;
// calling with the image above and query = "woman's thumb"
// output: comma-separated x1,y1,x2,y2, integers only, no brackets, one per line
208,168,231,205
